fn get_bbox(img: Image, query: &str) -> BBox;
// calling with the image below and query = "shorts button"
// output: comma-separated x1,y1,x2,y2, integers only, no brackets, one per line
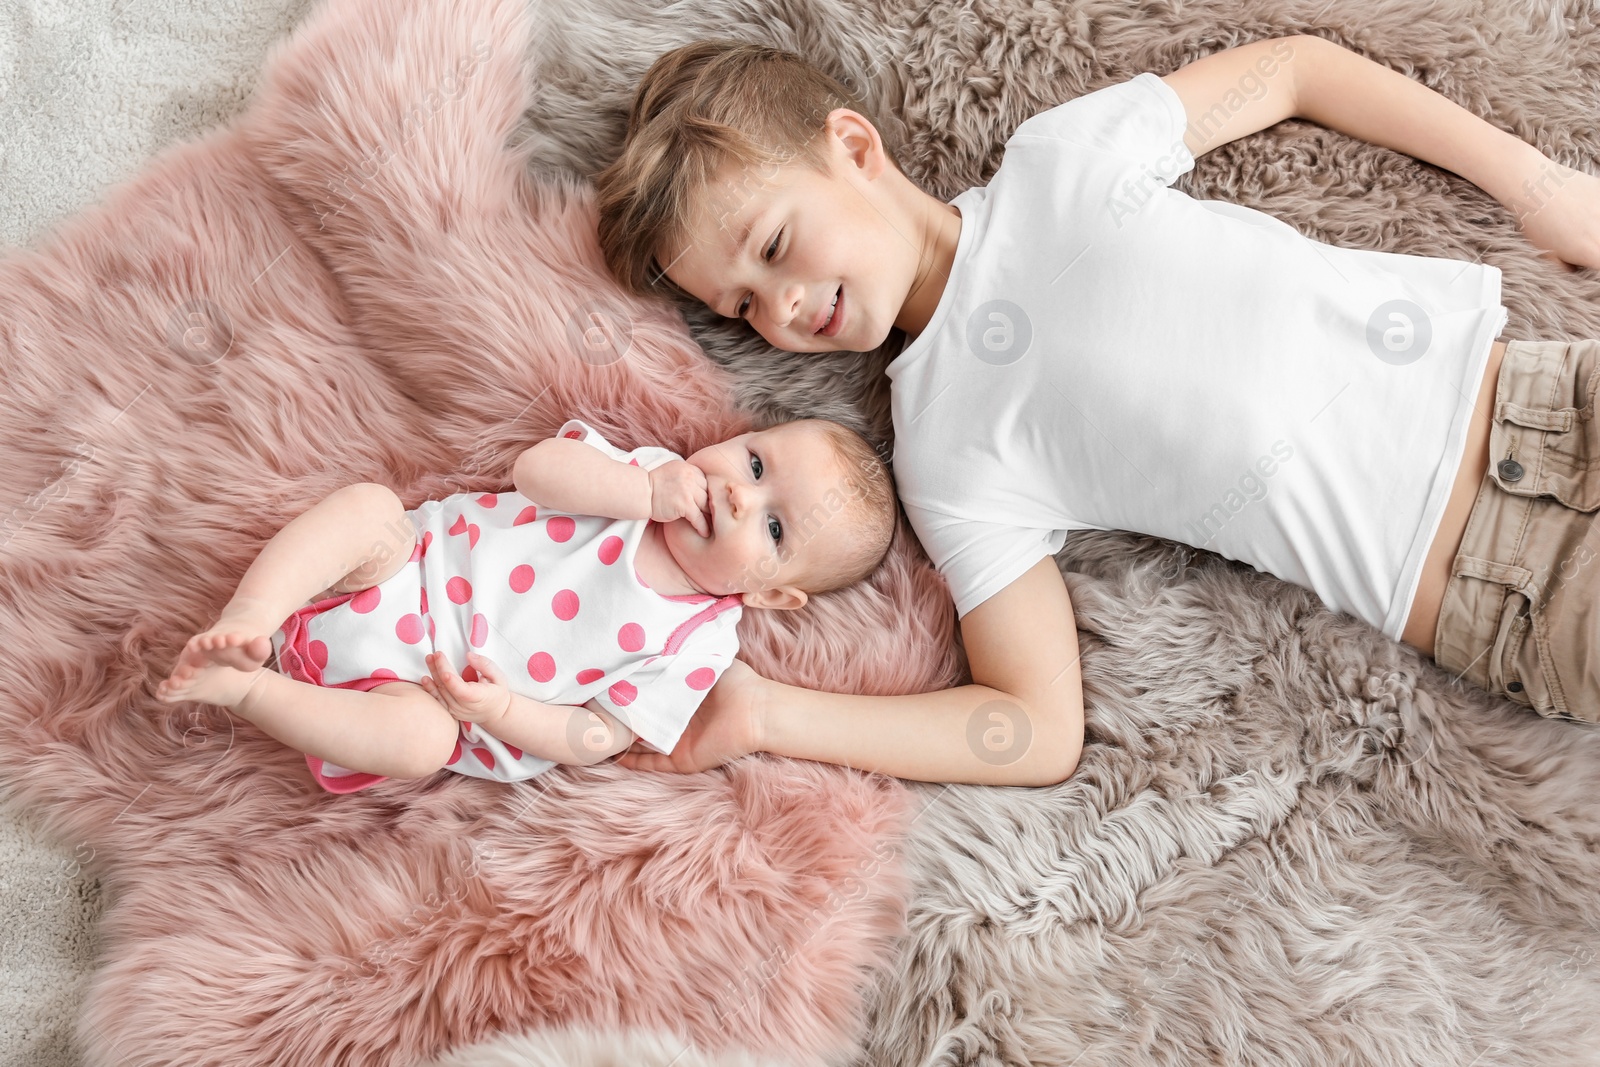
1498,458,1525,482
1508,681,1524,693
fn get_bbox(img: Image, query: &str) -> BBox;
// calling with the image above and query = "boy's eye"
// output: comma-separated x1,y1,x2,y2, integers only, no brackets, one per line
767,516,783,543
749,452,763,479
736,229,784,319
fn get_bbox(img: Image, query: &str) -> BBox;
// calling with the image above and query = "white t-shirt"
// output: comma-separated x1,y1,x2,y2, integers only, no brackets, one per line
886,72,1508,640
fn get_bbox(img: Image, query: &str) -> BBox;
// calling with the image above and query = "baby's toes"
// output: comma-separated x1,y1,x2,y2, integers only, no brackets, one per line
210,634,271,672
173,634,216,673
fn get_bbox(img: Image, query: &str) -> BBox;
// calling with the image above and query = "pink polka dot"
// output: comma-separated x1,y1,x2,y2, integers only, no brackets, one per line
422,531,433,555
351,586,380,614
598,536,624,565
462,664,480,682
628,458,640,466
448,739,462,765
447,576,472,604
576,668,604,685
505,743,524,760
449,513,468,536
408,541,423,563
427,616,436,641
309,640,329,670
371,668,399,681
467,523,480,550
618,623,645,652
563,429,583,439
608,679,638,706
509,564,535,593
686,667,716,690
644,656,659,666
547,516,575,543
528,652,556,682
551,588,579,620
476,493,498,508
513,506,538,526
420,587,428,614
470,613,487,647
472,748,496,770
396,614,424,644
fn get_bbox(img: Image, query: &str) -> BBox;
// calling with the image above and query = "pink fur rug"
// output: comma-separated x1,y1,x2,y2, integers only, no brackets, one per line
0,0,964,1061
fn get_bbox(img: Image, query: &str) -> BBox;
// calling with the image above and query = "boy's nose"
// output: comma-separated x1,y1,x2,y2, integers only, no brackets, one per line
769,284,802,329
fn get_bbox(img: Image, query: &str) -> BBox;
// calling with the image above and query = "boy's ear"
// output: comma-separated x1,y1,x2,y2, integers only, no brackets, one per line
739,585,809,611
825,107,888,181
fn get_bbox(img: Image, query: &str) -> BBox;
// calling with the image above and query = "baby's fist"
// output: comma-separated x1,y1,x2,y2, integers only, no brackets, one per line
647,460,710,537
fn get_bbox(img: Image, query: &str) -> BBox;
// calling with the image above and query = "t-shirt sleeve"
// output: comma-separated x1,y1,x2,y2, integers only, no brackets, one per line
587,603,743,755
555,418,684,472
906,503,1076,620
1009,71,1194,187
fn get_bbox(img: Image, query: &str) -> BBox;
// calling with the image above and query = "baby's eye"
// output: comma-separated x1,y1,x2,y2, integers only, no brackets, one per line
767,516,783,543
749,452,763,479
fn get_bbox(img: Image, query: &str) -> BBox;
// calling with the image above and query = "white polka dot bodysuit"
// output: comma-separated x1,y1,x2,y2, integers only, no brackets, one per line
267,419,744,793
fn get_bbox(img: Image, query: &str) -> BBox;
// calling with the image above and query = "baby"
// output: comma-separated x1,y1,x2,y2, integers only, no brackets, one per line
156,416,896,793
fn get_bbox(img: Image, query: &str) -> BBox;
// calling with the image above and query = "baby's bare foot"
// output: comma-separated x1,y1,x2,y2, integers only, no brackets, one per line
156,658,265,709
171,599,283,675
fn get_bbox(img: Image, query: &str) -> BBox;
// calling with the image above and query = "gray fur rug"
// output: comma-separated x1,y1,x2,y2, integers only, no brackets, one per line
491,0,1600,1063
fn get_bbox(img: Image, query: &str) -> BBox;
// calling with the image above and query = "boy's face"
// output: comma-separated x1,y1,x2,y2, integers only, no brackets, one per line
662,422,855,609
653,110,919,354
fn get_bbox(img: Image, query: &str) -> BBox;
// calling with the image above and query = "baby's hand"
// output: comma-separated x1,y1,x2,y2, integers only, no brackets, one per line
421,650,511,728
647,460,710,537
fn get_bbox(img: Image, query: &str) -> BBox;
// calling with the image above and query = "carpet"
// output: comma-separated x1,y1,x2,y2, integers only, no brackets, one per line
6,0,1600,1064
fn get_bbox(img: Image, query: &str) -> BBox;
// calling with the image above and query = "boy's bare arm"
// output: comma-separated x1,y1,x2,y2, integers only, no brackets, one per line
616,556,1086,785
757,555,1086,787
1162,35,1600,268
512,439,652,519
481,693,636,766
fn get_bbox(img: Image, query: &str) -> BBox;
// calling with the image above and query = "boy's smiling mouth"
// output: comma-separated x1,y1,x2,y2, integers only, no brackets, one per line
815,285,842,335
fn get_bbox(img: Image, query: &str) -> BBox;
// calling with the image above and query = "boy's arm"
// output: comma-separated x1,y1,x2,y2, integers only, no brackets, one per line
512,439,653,520
1161,34,1600,269
621,555,1087,787
483,693,636,766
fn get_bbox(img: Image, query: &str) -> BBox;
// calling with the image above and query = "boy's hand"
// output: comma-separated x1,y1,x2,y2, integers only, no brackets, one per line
421,650,512,729
647,460,711,537
613,657,765,774
1513,161,1600,273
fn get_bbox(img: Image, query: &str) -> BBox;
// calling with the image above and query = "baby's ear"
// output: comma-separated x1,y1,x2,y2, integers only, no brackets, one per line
742,586,808,611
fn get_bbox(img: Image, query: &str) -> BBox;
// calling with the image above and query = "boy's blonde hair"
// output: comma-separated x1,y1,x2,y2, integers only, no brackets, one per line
593,40,903,308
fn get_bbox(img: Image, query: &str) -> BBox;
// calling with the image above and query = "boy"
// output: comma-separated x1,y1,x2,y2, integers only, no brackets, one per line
157,416,896,792
593,35,1600,787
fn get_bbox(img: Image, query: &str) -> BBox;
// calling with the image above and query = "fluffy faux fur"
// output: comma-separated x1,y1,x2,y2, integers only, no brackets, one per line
0,0,959,1062
7,0,1600,1063
507,0,1600,1063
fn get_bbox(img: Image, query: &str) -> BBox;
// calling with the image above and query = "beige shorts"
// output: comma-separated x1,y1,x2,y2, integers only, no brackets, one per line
1434,338,1600,725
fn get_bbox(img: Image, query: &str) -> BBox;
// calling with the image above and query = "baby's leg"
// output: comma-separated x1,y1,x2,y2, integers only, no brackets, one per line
166,482,418,678
161,659,458,780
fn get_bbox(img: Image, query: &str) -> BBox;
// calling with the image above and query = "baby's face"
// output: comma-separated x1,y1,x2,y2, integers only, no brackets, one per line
661,422,854,604
654,110,913,354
